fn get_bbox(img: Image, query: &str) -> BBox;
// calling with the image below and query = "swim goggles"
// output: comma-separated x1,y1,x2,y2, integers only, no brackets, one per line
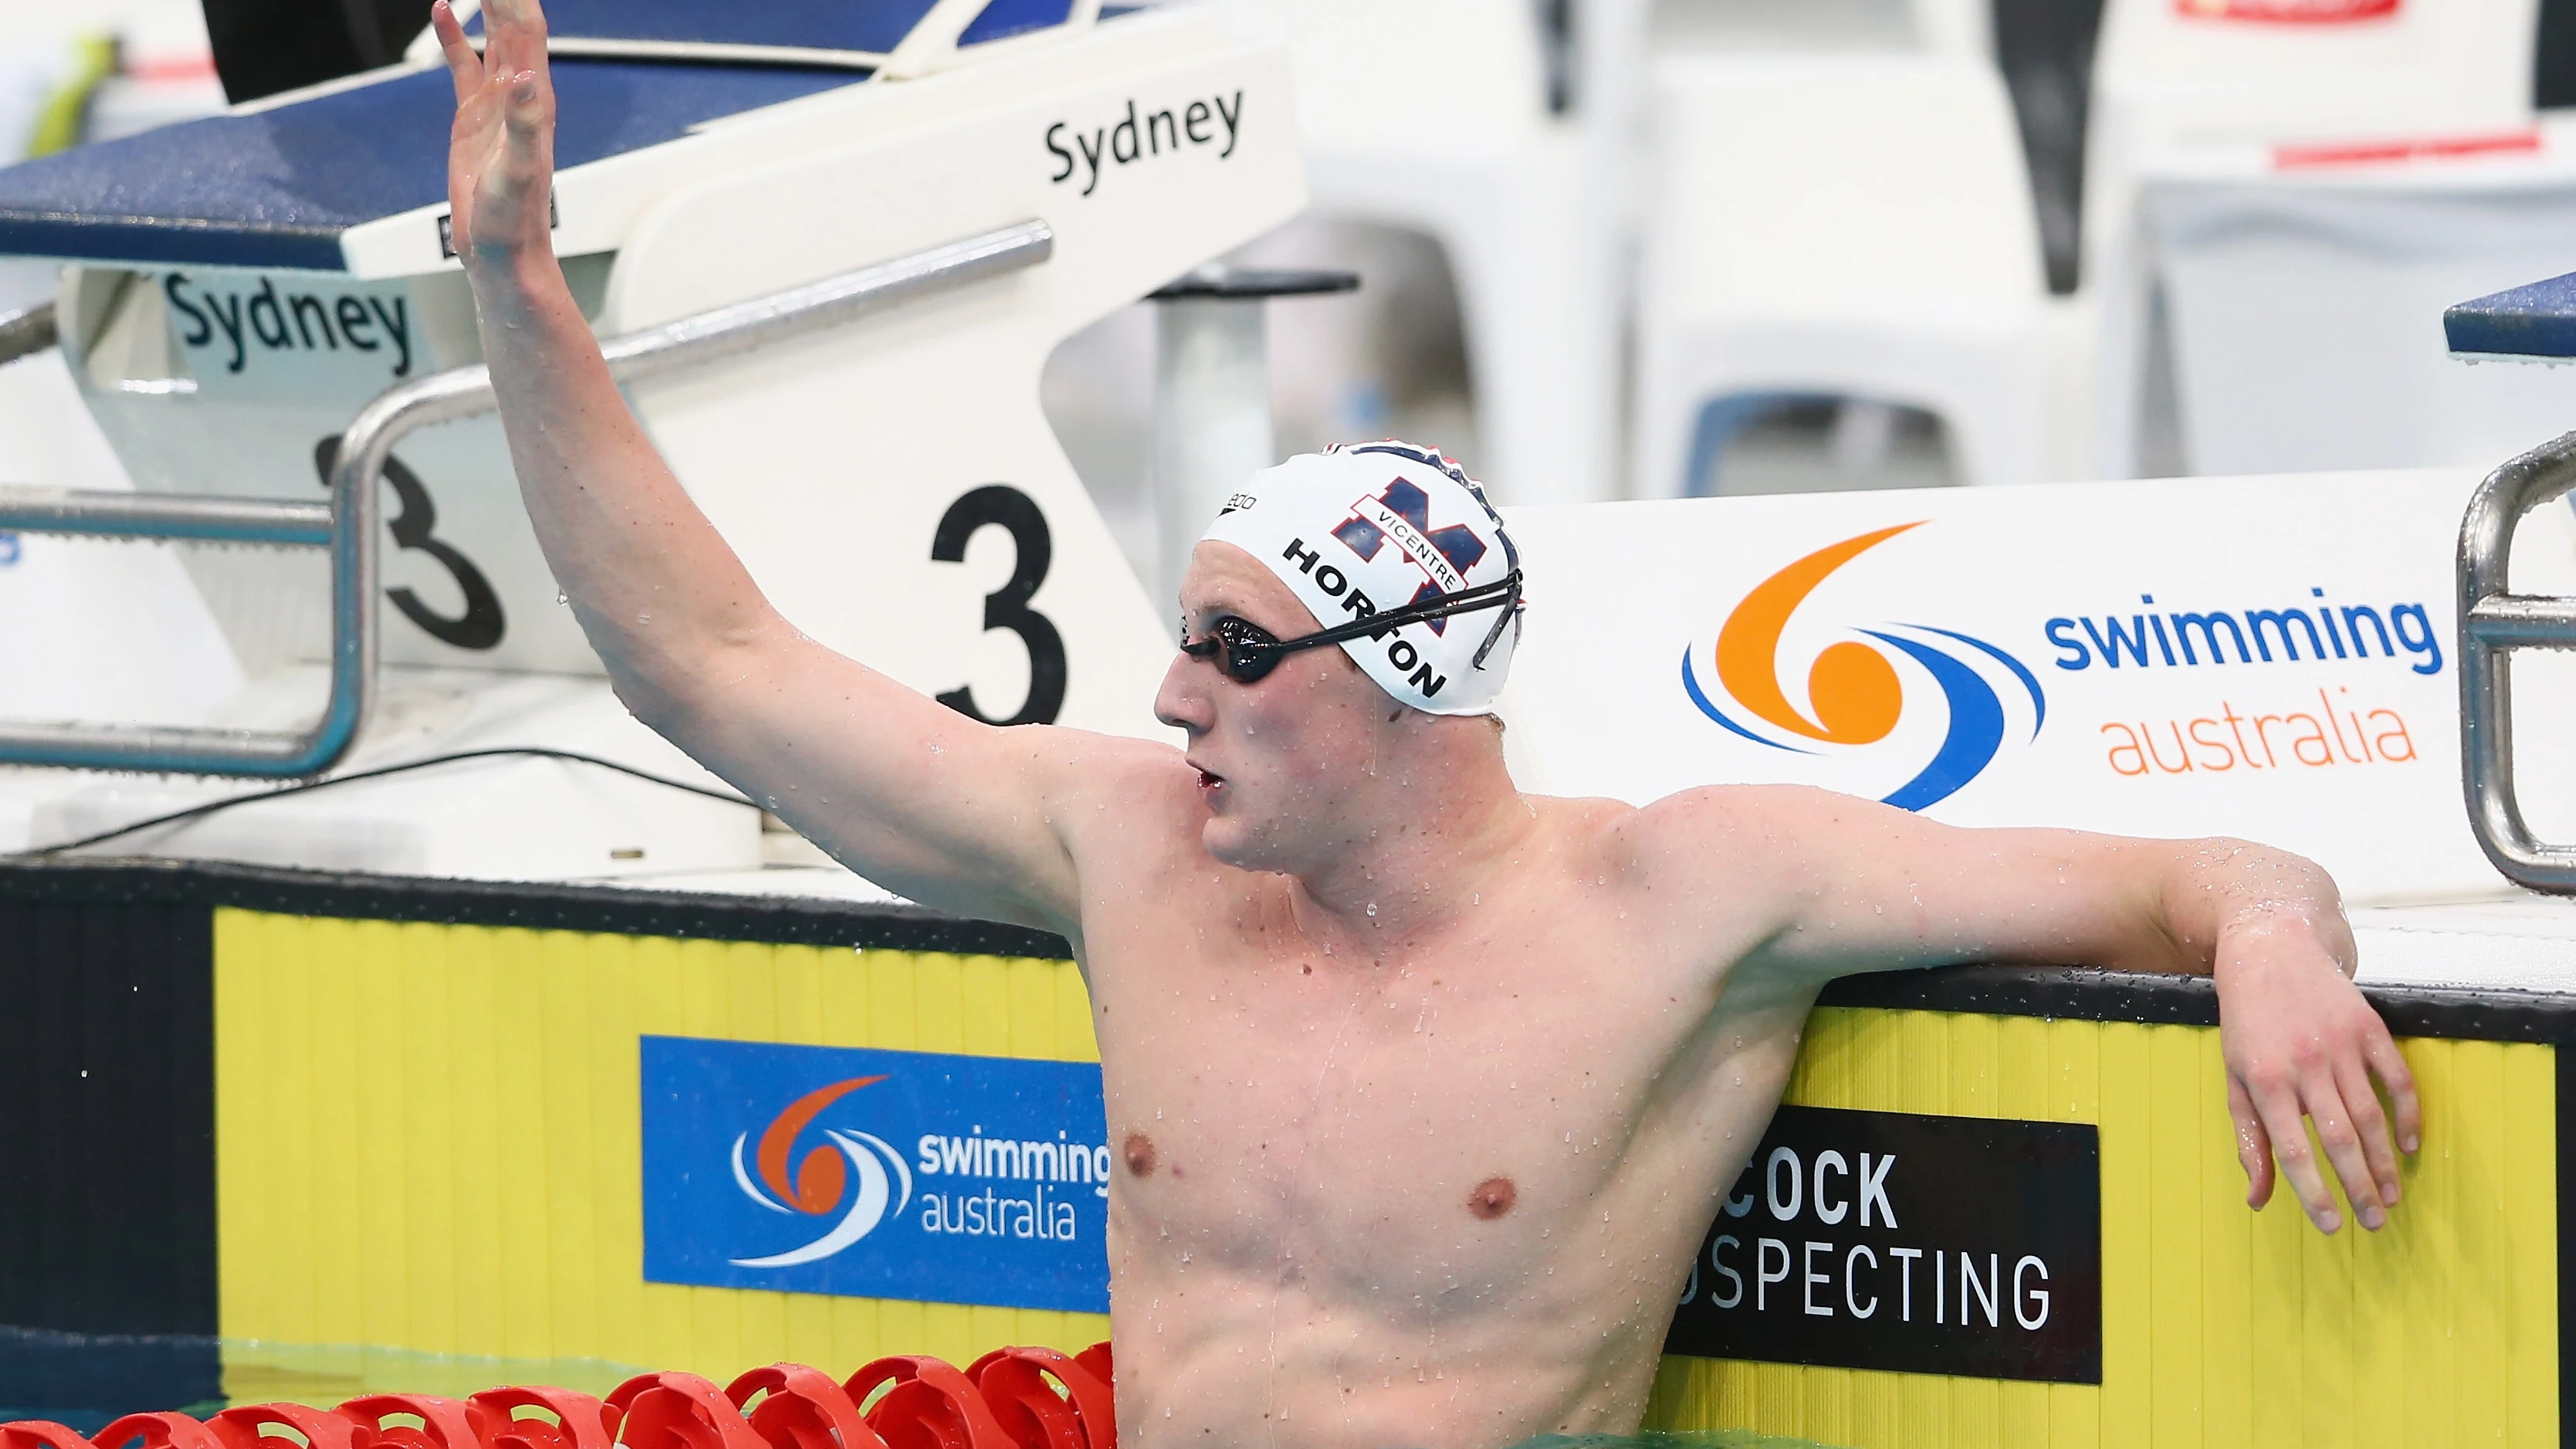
1178,570,1524,686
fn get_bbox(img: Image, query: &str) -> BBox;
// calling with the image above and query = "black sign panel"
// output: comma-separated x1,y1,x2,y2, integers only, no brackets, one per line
1664,1105,2100,1383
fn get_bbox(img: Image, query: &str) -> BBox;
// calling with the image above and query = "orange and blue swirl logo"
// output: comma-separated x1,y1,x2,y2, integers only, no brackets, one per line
726,1075,915,1269
1681,523,2045,809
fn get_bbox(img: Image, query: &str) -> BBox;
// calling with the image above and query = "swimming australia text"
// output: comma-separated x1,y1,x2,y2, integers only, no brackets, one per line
163,273,414,378
2046,590,2441,675
1045,91,1244,197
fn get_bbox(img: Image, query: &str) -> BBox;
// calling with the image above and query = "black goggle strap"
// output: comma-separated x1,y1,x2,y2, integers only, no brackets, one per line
1470,583,1522,669
1272,570,1524,665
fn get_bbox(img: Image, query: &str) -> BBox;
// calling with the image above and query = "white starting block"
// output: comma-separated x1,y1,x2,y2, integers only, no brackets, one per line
0,0,1302,879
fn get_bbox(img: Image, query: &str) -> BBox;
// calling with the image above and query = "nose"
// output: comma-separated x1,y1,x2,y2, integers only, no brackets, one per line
1155,650,1214,735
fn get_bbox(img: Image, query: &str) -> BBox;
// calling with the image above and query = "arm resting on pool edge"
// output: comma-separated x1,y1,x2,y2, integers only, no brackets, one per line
1633,784,2419,1237
432,0,1108,936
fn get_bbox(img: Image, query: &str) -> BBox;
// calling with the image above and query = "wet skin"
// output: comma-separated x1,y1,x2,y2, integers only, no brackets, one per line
437,6,2421,1444
1079,744,1819,1440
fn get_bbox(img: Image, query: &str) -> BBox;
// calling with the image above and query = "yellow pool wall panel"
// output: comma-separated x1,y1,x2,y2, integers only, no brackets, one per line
214,909,2559,1446
1641,1006,2559,1449
211,909,1109,1384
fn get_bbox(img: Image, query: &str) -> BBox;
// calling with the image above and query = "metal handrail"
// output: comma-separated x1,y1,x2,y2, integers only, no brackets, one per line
0,300,57,369
0,218,1054,778
2459,428,2576,892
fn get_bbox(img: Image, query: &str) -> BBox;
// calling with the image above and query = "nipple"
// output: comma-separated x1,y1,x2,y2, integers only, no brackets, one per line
1124,1132,1159,1178
1467,1176,1518,1220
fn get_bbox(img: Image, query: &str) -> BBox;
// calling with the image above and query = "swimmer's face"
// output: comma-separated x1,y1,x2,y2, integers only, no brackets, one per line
1156,541,1401,872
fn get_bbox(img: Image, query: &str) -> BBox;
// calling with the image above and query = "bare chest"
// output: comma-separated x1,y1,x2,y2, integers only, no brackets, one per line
1082,908,1771,1312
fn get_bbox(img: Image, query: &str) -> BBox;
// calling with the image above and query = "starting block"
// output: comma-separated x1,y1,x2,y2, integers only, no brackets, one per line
0,0,1301,877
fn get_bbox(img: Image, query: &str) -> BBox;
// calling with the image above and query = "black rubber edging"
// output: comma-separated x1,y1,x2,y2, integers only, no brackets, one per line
8,858,2575,1043
1822,963,2576,1044
0,855,1072,959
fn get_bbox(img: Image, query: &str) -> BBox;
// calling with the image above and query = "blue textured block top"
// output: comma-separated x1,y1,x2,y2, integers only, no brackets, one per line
0,59,863,272
463,0,1075,52
2446,270,2576,359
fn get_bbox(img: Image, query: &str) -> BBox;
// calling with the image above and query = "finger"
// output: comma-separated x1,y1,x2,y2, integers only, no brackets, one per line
482,0,549,83
2311,1062,2391,1229
2228,1075,2276,1209
2366,1030,2422,1156
2252,1077,2341,1232
505,69,547,142
433,1,481,103
2333,1052,2402,1210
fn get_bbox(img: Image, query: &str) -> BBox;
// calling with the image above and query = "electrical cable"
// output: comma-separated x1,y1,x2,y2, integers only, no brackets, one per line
19,747,757,857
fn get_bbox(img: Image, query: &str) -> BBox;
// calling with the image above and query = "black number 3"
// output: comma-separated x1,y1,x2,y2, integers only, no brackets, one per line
313,438,506,651
932,485,1066,726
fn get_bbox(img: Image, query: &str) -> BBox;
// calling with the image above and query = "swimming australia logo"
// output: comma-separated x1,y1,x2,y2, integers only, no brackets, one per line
1681,523,2045,810
643,1038,1112,1312
726,1075,914,1269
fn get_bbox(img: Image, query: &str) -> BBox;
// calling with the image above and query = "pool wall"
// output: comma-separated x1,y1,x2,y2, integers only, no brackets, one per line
2,858,2566,1444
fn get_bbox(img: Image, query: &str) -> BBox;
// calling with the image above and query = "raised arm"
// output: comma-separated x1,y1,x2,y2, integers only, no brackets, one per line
1641,785,2419,1237
434,0,1117,933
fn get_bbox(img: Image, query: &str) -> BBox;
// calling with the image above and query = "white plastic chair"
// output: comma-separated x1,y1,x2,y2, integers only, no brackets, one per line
2083,0,2540,476
1205,0,1620,506
1631,52,2055,496
2144,117,2576,476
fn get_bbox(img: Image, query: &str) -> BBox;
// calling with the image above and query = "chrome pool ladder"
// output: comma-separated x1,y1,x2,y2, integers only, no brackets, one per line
2459,429,2576,892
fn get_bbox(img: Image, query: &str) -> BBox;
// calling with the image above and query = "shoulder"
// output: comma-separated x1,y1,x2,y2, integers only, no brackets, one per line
1030,725,1206,851
1604,783,1881,871
1501,784,1860,898
1029,725,1197,805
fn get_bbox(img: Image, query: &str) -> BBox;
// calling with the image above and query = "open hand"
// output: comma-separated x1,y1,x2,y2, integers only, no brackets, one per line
433,0,555,266
2217,916,2420,1234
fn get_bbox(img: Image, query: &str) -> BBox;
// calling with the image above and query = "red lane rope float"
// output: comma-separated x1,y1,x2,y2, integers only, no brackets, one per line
723,1364,885,1449
208,1403,373,1449
842,1357,1012,1449
604,1374,767,1449
465,1386,620,1449
2,1424,107,1449
963,1348,1111,1449
1070,1345,1109,1400
0,1342,1112,1449
93,1415,224,1449
340,1395,482,1449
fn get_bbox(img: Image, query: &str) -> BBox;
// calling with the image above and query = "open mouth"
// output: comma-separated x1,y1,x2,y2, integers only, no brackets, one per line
1193,765,1224,795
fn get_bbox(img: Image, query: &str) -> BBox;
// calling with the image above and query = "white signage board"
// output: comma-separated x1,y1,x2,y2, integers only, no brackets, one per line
1497,472,2576,906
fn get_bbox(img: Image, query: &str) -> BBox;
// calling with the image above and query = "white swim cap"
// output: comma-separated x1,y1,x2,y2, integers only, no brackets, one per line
1199,442,1523,715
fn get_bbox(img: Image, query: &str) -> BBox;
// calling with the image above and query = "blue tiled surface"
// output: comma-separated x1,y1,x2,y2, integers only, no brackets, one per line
469,0,1081,55
0,60,863,271
2446,270,2576,358
470,0,939,54
960,0,1077,46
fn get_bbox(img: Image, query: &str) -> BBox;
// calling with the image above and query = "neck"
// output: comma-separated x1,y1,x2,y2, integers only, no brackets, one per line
1285,727,1532,955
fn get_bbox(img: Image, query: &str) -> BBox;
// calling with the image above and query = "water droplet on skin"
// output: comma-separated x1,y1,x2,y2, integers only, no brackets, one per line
554,590,569,606
636,612,651,625
1366,902,1378,917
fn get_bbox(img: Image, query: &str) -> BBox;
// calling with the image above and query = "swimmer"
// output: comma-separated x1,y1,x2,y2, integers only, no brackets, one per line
438,5,2418,1442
